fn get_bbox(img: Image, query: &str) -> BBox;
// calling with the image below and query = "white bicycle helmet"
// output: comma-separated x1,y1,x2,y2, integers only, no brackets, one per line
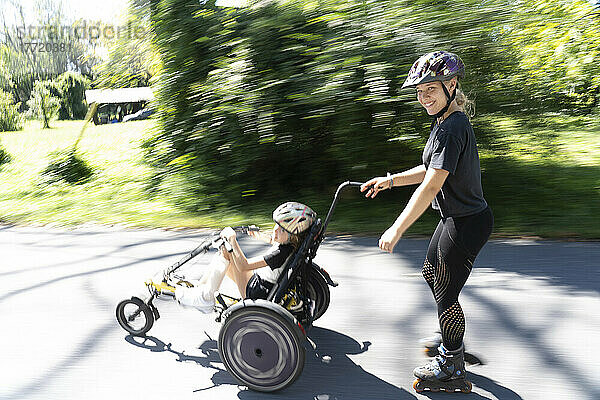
273,202,317,235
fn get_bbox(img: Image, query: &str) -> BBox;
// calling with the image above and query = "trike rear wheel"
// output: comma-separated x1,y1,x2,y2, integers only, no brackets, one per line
218,306,305,392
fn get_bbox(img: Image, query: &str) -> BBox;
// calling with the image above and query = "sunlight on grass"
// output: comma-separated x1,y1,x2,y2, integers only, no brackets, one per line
0,119,195,227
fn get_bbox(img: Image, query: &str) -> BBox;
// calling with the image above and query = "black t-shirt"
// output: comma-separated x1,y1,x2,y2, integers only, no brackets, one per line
263,243,295,270
422,111,488,218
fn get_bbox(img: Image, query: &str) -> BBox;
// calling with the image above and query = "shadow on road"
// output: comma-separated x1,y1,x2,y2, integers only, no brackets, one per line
124,327,523,400
327,236,600,295
124,327,414,399
242,326,415,400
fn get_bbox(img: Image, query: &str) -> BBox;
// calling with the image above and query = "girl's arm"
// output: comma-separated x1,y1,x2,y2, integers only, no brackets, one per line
379,167,449,252
248,227,273,244
361,164,427,198
221,228,267,272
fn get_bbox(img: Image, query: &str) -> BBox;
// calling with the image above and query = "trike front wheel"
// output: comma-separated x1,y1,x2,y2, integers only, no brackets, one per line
116,297,154,336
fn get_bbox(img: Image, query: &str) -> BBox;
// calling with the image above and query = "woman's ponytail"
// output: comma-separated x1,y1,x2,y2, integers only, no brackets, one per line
455,85,475,119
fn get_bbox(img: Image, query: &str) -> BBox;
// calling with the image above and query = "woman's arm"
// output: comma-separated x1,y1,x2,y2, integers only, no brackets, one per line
390,164,427,187
361,164,427,198
379,167,449,253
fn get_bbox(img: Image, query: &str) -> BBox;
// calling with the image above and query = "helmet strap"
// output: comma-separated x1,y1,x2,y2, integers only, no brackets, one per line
431,82,456,128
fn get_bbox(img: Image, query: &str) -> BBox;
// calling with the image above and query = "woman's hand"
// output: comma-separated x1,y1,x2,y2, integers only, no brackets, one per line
379,225,402,253
361,176,392,199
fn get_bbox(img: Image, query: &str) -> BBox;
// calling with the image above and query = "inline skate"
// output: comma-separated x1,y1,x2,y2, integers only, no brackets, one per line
413,343,472,393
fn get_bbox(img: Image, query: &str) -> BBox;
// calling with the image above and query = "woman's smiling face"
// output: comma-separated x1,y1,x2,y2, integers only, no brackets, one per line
416,79,456,116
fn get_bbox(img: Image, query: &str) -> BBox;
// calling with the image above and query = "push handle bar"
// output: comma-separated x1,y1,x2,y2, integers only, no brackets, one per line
320,181,367,238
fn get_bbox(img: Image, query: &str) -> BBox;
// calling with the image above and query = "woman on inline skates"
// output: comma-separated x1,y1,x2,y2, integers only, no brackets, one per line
361,51,493,393
158,202,316,313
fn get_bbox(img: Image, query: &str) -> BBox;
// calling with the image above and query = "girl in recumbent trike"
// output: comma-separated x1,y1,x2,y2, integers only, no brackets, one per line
116,182,364,392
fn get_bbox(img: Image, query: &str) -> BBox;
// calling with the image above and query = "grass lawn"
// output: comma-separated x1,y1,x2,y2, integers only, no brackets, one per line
0,115,598,238
0,119,262,229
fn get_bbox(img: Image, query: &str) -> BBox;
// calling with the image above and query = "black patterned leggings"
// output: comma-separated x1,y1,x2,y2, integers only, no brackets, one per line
422,207,493,351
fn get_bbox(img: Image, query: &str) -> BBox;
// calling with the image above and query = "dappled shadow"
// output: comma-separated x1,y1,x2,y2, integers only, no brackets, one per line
123,333,246,391
476,240,600,294
237,327,415,400
0,227,267,279
124,334,225,370
0,227,268,303
0,279,117,400
0,251,185,303
125,327,414,399
326,235,600,294
466,289,600,399
467,372,523,400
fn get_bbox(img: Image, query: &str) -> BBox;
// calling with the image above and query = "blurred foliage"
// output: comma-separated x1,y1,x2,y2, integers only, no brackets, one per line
500,0,600,113
139,0,600,212
26,79,60,128
42,150,94,184
0,88,23,131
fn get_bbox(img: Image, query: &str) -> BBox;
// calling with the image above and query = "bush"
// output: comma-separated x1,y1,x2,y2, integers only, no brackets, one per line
55,72,90,120
43,151,94,184
0,90,23,132
27,80,60,128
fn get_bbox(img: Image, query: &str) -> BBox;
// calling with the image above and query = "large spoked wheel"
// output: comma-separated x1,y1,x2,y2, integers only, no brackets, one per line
116,297,154,336
307,270,330,321
218,307,305,392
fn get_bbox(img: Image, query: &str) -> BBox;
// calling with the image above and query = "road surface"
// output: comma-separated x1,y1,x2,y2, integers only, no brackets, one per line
1,224,598,399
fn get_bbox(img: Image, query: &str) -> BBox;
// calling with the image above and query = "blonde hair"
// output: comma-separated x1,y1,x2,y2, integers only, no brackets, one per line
455,84,475,119
288,233,301,249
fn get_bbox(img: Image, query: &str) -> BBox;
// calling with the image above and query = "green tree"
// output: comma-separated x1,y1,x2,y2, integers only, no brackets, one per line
55,71,89,119
0,1,100,107
144,0,600,210
27,79,60,128
92,11,161,88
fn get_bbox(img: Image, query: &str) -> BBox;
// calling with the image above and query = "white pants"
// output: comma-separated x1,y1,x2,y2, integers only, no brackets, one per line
175,253,229,307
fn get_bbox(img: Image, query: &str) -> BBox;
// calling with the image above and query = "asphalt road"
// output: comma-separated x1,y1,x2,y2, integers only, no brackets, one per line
1,224,598,400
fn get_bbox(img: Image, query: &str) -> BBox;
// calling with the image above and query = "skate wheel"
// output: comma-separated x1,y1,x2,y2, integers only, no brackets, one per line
424,348,438,357
444,388,454,393
461,380,473,393
413,379,424,393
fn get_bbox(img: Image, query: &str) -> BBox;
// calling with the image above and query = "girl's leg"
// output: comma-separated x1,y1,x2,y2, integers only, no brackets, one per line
198,251,231,296
225,264,254,299
175,251,231,310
